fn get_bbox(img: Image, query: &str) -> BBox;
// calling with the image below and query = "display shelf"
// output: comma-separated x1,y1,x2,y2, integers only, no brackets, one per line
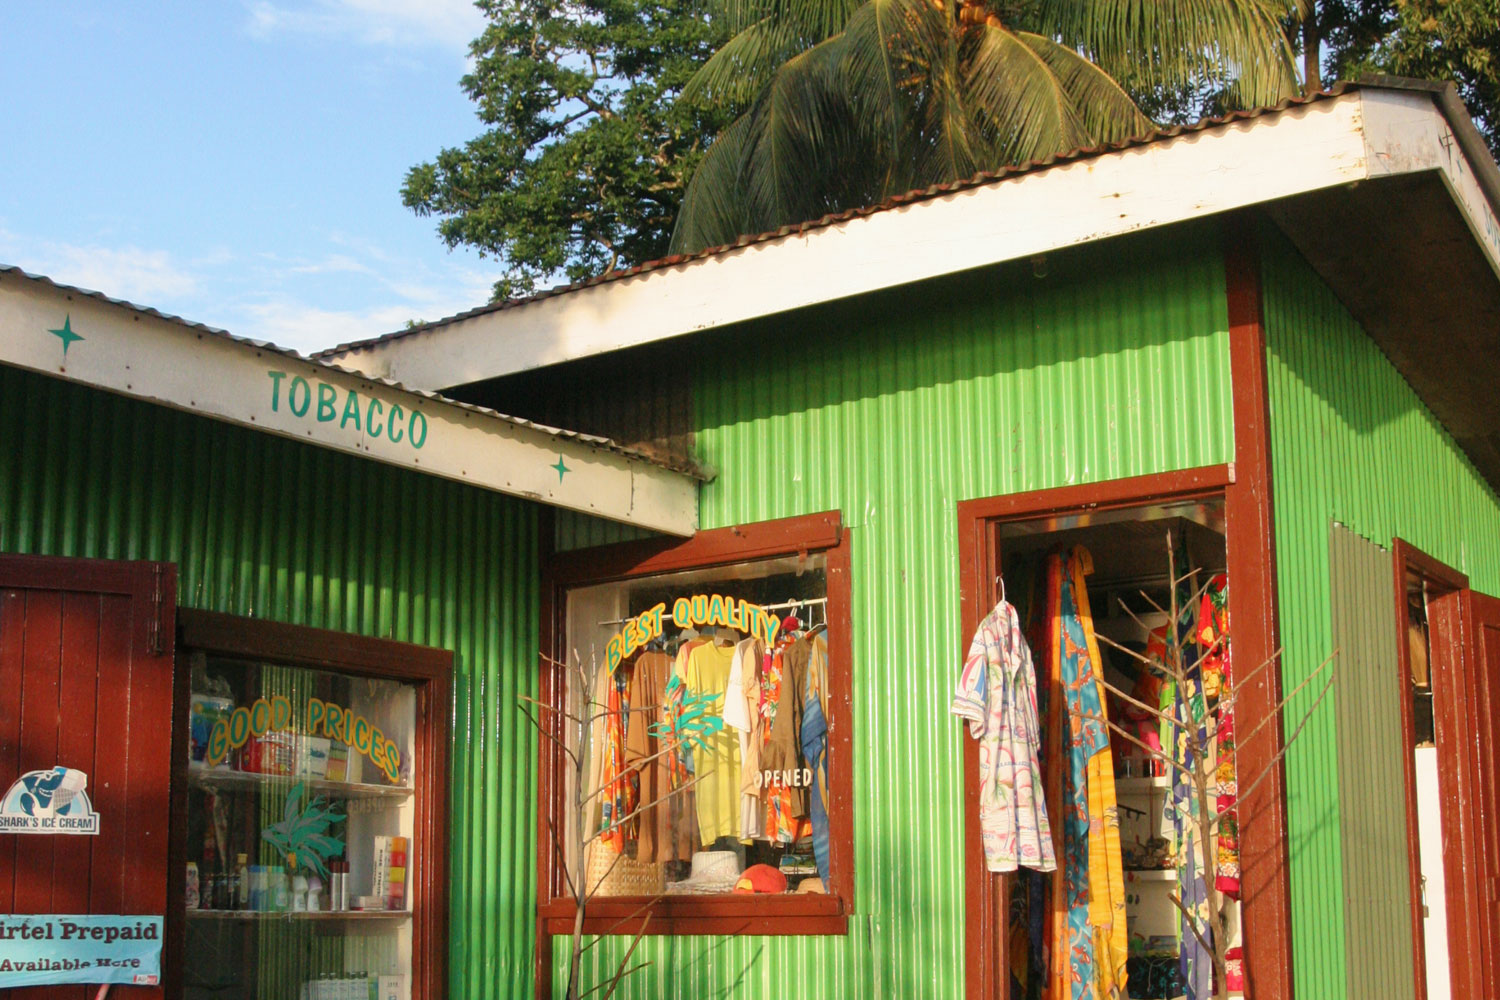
188,766,413,801
187,908,409,921
1115,775,1172,795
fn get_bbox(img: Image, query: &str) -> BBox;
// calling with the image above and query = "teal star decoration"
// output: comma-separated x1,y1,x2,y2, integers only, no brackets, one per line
48,315,84,357
551,456,571,482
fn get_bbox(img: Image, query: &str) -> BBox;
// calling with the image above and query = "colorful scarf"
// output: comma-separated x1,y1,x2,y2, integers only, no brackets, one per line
1045,548,1128,1000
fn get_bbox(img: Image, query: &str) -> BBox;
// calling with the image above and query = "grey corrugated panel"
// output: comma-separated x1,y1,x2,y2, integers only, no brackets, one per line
0,363,541,1000
550,224,1236,997
1328,523,1415,1000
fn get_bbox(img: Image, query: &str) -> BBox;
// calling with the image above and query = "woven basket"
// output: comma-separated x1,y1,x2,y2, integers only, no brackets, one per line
583,843,665,897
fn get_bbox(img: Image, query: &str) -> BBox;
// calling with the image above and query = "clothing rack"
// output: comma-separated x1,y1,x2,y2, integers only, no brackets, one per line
596,596,828,628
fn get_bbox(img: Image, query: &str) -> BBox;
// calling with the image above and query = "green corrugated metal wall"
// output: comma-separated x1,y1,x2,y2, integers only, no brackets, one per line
1261,228,1500,999
0,364,540,1000
1328,522,1414,1000
557,226,1236,998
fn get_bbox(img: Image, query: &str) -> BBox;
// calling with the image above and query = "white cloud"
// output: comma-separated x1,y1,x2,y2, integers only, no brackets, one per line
0,230,199,303
245,0,485,50
0,222,497,357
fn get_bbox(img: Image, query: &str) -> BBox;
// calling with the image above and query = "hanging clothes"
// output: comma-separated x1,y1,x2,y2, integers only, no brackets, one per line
951,599,1056,874
1162,549,1212,1000
760,636,811,844
665,638,707,848
593,665,636,852
722,636,766,841
683,639,741,846
801,631,831,882
626,650,694,863
1198,574,1240,899
1043,547,1127,1000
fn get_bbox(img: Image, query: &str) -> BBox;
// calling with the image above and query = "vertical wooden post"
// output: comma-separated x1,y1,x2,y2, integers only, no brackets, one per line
1223,217,1296,1000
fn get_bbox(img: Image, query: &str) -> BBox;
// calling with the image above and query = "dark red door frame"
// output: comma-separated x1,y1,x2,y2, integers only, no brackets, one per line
955,463,1237,1000
1386,542,1470,1000
1224,220,1294,1000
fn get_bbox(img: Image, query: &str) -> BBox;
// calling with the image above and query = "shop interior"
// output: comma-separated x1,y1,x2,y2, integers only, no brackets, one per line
996,498,1242,1000
183,655,416,1000
563,554,832,899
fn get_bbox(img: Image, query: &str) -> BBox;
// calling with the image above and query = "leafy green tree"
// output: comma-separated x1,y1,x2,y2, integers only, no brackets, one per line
402,0,732,299
671,0,1301,253
1320,0,1500,153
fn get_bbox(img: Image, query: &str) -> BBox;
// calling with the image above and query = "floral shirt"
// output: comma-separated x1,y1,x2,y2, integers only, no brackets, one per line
952,600,1056,873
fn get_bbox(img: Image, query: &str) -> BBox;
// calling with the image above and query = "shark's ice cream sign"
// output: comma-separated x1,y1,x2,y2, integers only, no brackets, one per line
0,768,100,835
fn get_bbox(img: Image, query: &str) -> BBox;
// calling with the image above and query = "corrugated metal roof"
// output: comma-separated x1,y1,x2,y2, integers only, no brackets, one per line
0,264,705,477
315,83,1360,360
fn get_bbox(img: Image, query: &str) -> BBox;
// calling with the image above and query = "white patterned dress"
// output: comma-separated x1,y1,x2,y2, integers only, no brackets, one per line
951,600,1056,872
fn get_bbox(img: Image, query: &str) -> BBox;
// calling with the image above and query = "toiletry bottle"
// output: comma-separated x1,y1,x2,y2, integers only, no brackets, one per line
186,862,199,910
234,853,249,910
292,870,309,912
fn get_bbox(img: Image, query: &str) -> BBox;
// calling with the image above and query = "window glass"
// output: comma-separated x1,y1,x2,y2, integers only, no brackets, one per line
183,655,416,1000
564,554,833,897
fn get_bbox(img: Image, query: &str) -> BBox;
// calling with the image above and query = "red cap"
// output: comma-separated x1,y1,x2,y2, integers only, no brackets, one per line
733,864,787,894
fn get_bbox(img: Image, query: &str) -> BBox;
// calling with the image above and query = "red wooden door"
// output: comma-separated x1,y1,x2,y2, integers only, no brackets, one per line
1469,591,1500,974
0,555,176,999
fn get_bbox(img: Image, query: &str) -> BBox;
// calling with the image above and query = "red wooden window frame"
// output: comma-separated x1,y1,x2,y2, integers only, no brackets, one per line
174,609,452,1000
535,511,855,946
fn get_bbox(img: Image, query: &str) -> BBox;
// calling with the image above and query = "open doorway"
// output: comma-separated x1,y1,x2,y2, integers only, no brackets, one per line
998,499,1239,999
957,473,1250,1000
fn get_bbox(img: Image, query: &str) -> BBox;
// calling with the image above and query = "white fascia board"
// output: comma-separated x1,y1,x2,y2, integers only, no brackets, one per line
1358,88,1500,279
0,277,698,537
334,94,1372,390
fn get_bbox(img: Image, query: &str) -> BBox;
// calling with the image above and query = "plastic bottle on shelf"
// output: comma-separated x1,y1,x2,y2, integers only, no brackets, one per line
185,862,199,910
271,869,290,911
234,853,249,910
291,872,309,912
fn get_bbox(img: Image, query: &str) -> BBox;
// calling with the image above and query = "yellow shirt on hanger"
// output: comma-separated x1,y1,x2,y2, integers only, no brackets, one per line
684,640,742,846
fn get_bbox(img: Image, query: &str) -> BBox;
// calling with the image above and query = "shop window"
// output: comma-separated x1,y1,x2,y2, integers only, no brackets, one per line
539,513,852,935
176,612,450,1000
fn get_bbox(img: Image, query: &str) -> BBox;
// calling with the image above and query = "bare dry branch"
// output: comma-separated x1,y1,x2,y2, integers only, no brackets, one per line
1166,890,1217,960
1068,709,1195,779
1231,670,1336,813
599,910,654,1000
547,816,577,899
578,895,668,955
519,702,580,767
1234,653,1337,754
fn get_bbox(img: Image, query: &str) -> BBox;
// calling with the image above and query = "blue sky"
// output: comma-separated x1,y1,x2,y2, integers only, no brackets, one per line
1,1,499,354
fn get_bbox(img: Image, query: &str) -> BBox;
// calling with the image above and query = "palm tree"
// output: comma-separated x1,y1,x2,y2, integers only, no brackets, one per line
671,0,1301,252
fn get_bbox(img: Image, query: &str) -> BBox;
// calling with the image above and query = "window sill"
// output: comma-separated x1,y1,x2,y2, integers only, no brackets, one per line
538,893,849,936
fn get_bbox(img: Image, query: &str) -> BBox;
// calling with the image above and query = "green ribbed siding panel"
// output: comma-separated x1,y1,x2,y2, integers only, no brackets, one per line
0,365,539,1000
558,226,1235,998
1262,231,1500,1000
